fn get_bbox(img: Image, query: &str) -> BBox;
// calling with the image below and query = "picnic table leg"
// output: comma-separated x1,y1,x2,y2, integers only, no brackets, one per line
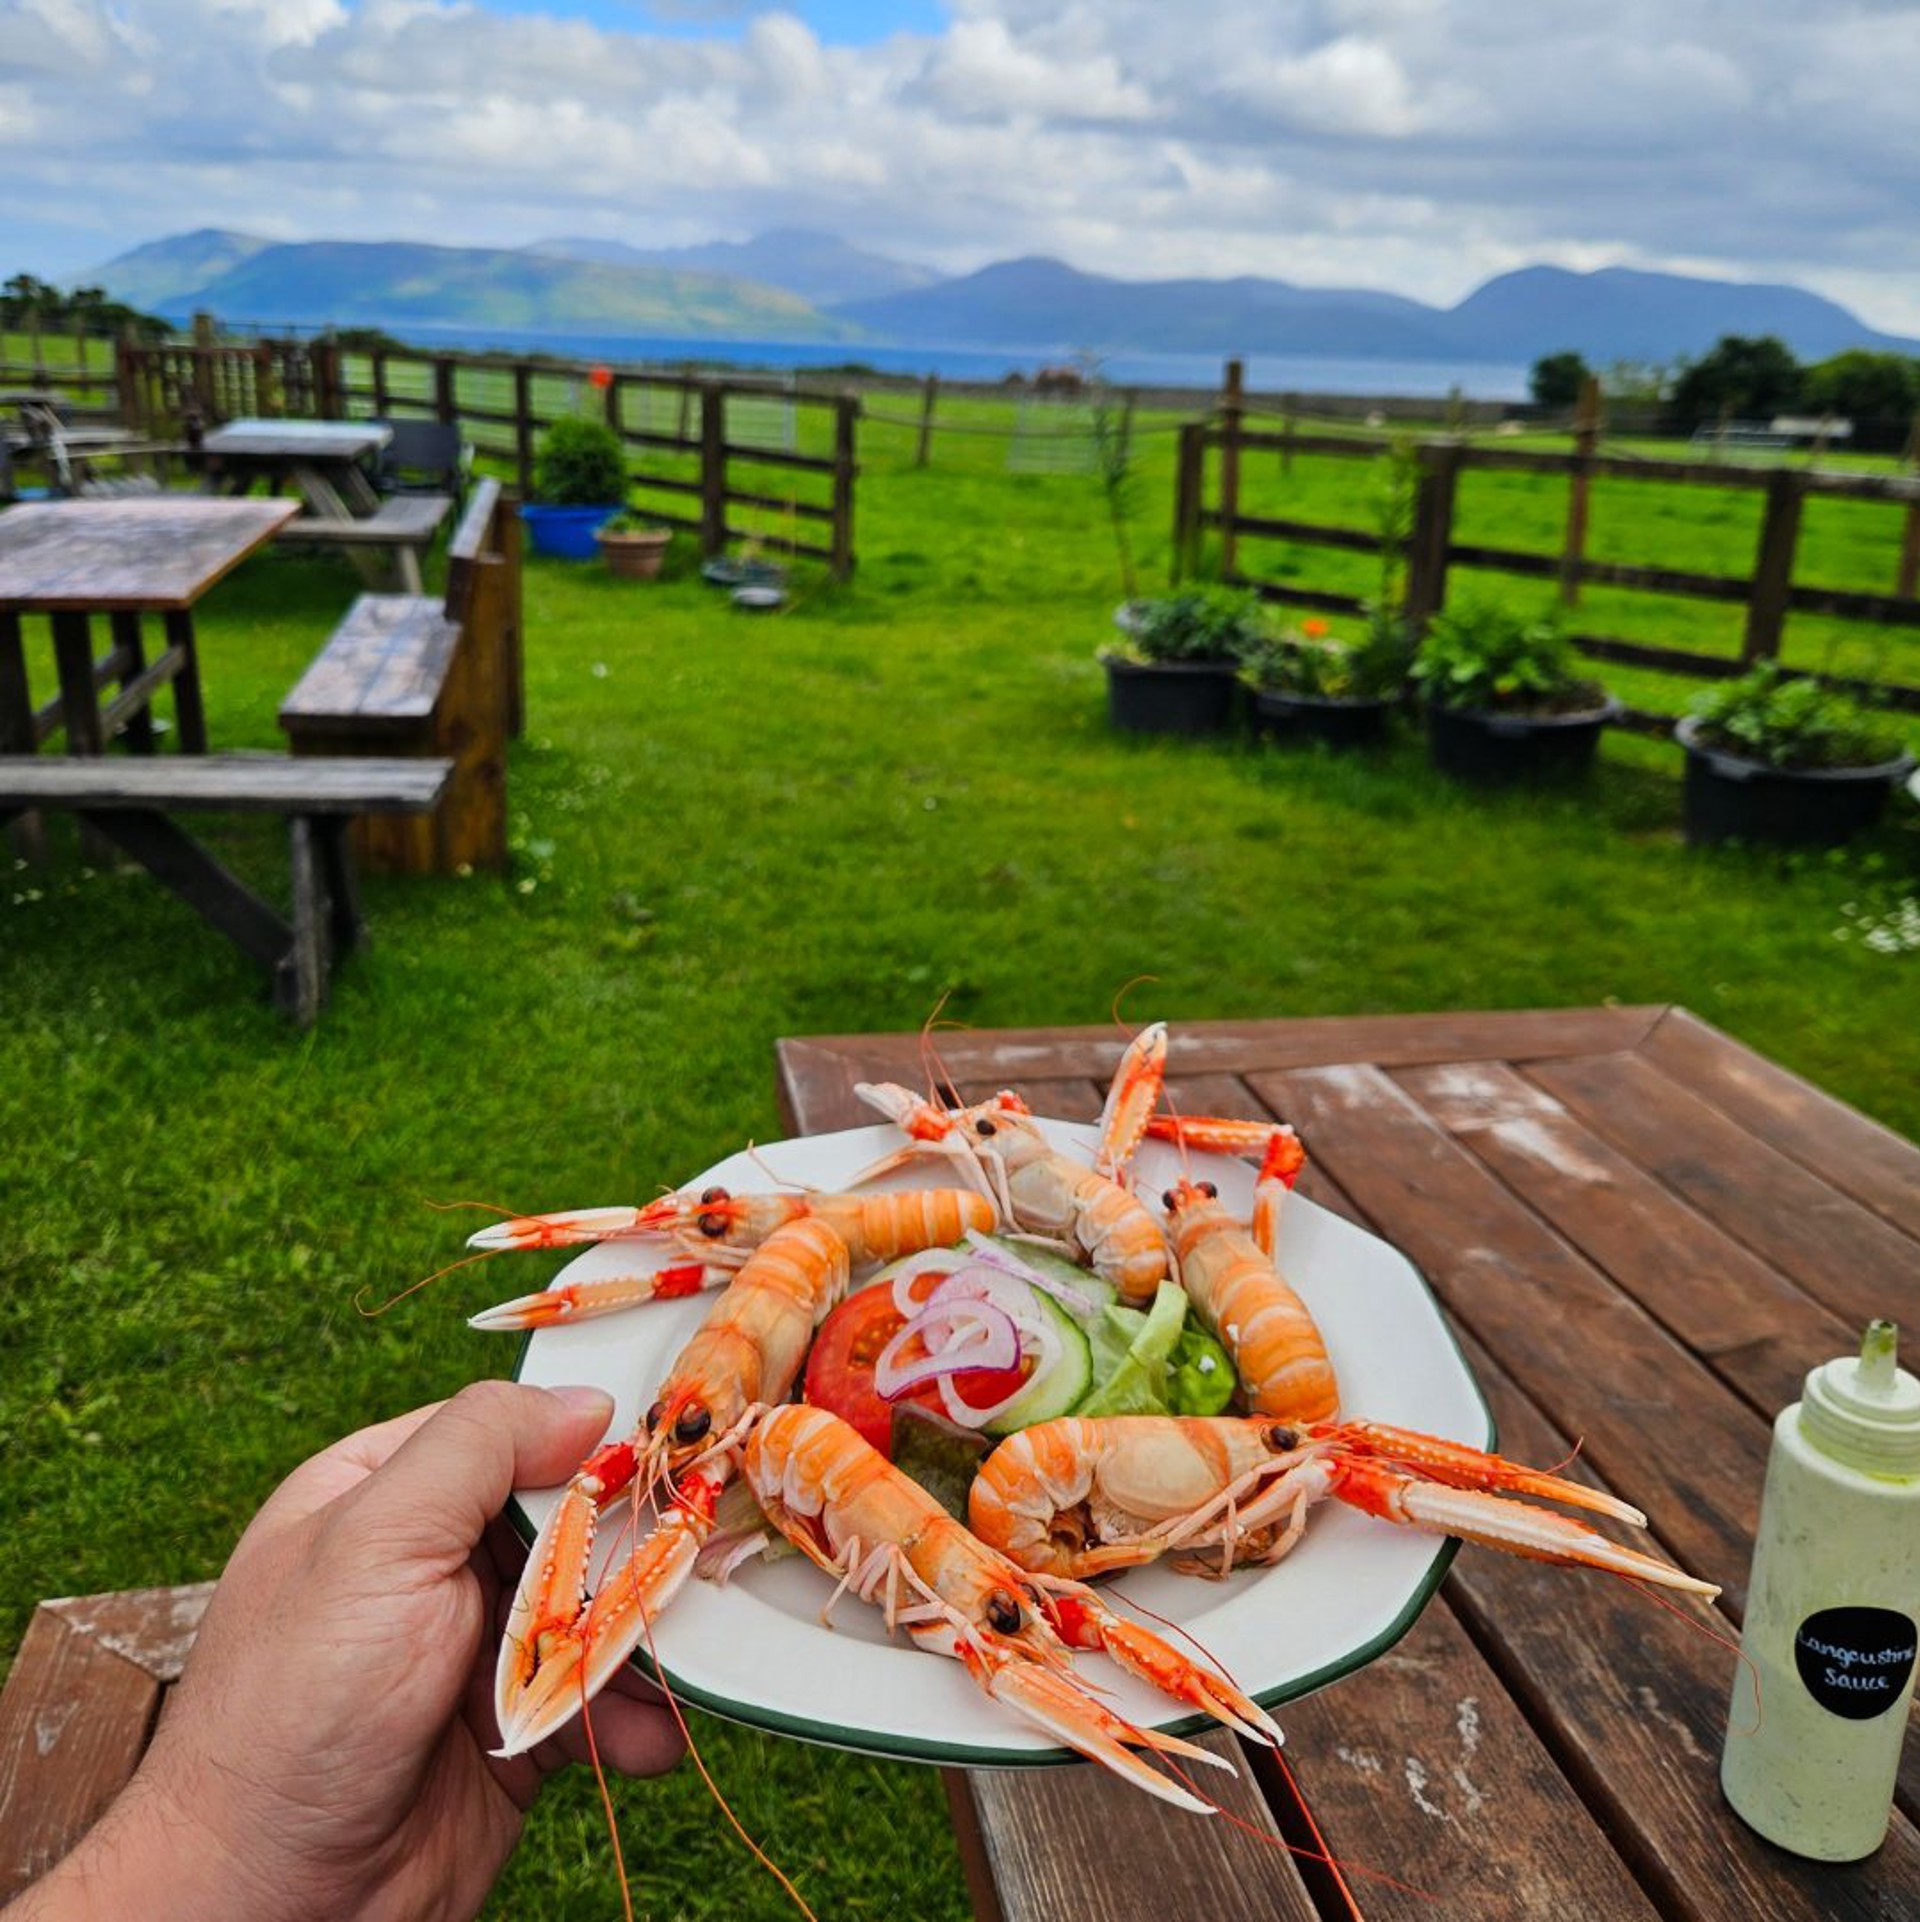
314,817,365,956
51,611,112,862
49,612,104,756
108,613,156,753
279,815,328,1027
0,611,45,863
161,610,208,753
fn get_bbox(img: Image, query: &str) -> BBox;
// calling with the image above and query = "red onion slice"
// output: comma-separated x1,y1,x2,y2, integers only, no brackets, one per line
961,1232,1099,1316
888,1248,970,1318
874,1298,1021,1399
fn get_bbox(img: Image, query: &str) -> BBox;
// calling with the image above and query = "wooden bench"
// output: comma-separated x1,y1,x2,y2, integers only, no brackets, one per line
274,493,454,592
279,479,518,876
0,753,452,1024
0,1582,214,1904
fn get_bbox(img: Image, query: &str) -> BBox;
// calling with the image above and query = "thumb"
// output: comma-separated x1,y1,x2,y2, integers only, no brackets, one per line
345,1380,616,1564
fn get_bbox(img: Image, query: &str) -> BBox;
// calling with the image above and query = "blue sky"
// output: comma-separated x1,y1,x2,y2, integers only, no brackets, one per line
482,0,946,38
5,0,1919,331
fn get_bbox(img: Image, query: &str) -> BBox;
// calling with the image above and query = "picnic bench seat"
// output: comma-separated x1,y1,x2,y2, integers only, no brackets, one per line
274,493,454,592
0,753,451,1025
278,478,520,876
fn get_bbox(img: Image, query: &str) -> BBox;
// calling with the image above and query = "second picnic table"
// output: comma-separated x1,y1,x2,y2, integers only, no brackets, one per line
196,418,390,520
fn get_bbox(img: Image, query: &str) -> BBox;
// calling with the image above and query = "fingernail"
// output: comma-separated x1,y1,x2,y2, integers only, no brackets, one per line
551,1384,615,1417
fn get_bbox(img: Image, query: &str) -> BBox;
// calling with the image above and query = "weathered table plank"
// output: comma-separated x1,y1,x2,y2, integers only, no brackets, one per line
1527,1050,1920,1336
1636,1010,1920,1242
0,1584,212,1905
1393,1058,1856,1418
0,499,297,611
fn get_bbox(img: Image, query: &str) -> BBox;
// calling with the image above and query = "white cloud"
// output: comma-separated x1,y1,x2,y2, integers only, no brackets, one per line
4,0,1920,333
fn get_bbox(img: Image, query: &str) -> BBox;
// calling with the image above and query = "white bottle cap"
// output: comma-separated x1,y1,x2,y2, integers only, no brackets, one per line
1800,1320,1920,1477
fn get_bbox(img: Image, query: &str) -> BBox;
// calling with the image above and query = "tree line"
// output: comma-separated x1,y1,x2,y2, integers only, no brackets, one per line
1531,338,1920,453
2,273,169,343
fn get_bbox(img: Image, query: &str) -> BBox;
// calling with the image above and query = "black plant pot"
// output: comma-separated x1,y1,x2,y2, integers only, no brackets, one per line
1675,716,1916,848
1426,698,1619,784
1253,689,1394,750
1104,655,1239,736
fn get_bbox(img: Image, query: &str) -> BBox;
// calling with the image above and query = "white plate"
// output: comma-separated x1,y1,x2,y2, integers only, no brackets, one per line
507,1119,1492,1769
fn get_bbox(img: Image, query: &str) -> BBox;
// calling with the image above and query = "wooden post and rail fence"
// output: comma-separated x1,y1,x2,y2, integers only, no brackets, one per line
5,323,860,581
1174,361,1920,728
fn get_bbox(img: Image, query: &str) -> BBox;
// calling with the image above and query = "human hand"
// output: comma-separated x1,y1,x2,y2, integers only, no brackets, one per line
16,1382,684,1922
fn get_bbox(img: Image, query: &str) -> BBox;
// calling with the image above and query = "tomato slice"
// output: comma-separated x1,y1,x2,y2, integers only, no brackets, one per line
803,1286,1032,1455
804,1287,910,1455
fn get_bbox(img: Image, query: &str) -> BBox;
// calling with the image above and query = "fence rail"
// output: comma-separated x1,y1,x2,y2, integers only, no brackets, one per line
97,326,860,580
1173,364,1920,726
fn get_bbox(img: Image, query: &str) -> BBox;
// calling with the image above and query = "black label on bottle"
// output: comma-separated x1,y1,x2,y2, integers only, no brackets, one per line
1794,1607,1918,1721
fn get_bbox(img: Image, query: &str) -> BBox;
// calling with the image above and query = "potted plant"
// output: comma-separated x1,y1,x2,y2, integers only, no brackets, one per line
1676,666,1915,847
597,510,673,581
521,416,627,559
1100,587,1259,736
1412,602,1618,782
1242,607,1411,749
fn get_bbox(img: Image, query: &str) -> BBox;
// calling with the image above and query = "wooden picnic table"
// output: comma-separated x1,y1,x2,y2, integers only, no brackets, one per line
0,497,297,761
198,418,390,521
4,1006,1916,1915
775,1006,1920,1922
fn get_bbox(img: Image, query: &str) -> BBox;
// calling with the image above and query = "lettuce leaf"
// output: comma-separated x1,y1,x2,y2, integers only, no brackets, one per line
1074,1282,1192,1419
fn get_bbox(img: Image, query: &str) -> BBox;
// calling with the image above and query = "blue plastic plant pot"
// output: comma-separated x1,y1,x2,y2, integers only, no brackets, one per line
520,503,618,560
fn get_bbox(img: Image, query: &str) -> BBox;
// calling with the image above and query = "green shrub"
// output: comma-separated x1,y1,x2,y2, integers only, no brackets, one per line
1412,602,1604,714
532,415,627,507
1686,665,1906,770
1115,588,1261,665
1242,606,1411,702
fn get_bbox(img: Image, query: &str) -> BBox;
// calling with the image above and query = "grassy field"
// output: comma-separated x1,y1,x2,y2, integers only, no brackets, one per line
4,370,1919,1918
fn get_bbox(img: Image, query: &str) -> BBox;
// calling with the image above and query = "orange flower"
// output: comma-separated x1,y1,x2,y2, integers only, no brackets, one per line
588,365,613,389
1302,618,1329,639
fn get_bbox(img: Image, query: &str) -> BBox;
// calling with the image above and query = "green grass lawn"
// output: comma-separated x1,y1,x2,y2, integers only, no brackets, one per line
4,398,1919,1918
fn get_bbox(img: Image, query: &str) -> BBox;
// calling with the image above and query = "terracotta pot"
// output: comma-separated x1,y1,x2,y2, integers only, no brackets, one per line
598,526,672,580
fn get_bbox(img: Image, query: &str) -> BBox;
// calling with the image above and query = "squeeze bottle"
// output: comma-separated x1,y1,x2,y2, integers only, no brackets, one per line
1721,1319,1920,1860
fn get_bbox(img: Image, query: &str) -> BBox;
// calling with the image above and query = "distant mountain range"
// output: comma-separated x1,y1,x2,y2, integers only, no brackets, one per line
87,228,1920,367
91,229,857,340
528,228,935,308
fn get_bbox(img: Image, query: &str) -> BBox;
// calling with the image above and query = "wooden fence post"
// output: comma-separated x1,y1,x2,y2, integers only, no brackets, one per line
699,382,727,559
1896,410,1920,601
433,357,456,427
1559,374,1601,607
915,373,939,468
512,364,535,497
605,372,624,440
191,313,216,424
1743,470,1805,663
253,341,279,418
26,307,43,383
1218,359,1245,580
831,391,859,581
1404,440,1464,636
371,349,390,419
1171,422,1205,585
115,330,139,433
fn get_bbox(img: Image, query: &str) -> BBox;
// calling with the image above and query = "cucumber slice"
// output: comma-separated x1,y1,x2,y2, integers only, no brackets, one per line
970,1234,1116,1324
982,1285,1094,1436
